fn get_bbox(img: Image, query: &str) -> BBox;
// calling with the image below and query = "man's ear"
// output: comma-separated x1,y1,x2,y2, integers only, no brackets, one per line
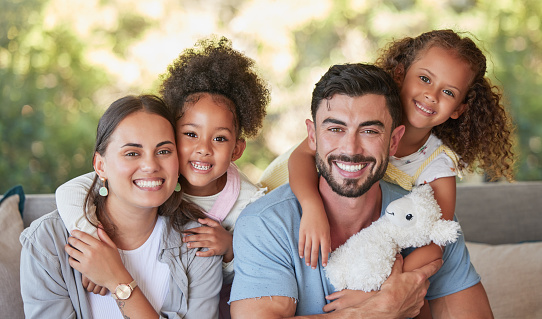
393,64,406,87
93,152,107,179
389,125,405,157
450,103,467,120
231,139,246,161
306,119,317,151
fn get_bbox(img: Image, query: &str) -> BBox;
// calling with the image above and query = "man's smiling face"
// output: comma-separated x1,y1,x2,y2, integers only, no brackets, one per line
307,93,398,198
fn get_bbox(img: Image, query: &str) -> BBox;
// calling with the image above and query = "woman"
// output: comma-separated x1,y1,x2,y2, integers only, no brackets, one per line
20,95,222,318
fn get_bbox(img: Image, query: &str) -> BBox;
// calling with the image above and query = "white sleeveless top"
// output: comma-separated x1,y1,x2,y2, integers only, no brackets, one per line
87,216,170,318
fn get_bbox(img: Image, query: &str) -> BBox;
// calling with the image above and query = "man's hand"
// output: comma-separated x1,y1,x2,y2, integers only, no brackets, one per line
182,218,234,262
355,254,442,319
323,289,376,312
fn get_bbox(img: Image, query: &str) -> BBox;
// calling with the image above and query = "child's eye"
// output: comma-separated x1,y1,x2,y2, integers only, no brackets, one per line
184,132,197,138
214,136,228,142
419,76,430,83
443,89,455,97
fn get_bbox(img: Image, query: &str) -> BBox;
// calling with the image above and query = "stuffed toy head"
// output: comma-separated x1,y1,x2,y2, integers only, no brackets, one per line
325,184,461,292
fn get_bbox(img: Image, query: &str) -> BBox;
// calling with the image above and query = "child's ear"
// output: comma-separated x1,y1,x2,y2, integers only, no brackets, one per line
93,152,107,179
450,103,467,119
393,64,406,87
306,119,317,151
231,139,246,161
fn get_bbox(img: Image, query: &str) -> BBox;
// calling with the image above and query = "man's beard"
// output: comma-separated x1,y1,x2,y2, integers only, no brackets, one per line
315,152,388,198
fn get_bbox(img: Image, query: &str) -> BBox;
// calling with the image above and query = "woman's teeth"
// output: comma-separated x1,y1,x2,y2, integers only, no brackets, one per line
135,180,163,188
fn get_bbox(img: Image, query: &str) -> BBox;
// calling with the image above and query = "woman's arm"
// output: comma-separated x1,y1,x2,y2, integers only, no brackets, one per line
65,229,160,319
55,172,99,238
288,137,331,268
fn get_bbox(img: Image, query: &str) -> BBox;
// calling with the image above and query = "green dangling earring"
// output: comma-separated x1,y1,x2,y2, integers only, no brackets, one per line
99,177,108,197
175,182,181,192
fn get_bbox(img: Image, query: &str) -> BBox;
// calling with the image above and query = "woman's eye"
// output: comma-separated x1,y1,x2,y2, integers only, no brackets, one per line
443,89,455,97
157,149,172,155
125,152,139,157
420,75,430,83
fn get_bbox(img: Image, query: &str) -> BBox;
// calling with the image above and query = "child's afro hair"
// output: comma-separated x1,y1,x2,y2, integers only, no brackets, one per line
160,36,270,139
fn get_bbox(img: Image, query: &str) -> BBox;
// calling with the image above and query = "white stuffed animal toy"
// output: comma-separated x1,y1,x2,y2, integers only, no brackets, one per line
325,184,461,292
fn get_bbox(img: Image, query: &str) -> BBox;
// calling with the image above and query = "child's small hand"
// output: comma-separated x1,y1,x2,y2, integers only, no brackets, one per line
82,274,108,295
299,204,331,269
323,289,376,312
183,218,233,262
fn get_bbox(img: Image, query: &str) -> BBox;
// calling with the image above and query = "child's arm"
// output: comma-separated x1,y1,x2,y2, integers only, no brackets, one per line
55,172,99,238
402,176,456,272
288,137,331,268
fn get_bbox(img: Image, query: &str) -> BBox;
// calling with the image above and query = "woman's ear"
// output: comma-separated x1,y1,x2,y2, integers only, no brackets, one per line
231,139,246,161
93,152,107,179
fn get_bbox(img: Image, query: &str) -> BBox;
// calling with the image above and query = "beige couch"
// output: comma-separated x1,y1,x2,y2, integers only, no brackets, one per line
1,182,541,318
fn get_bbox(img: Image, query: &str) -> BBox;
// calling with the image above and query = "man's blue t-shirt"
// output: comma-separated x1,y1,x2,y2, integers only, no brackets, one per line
230,181,480,316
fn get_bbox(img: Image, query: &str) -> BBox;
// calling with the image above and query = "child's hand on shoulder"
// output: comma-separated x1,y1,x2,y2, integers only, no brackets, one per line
183,218,233,262
299,203,331,269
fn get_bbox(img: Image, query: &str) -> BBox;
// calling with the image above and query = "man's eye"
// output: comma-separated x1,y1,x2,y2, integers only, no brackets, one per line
361,129,378,134
329,127,343,132
420,75,430,83
443,89,455,97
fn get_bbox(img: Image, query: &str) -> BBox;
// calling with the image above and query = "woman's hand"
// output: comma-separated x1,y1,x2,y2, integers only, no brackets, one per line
182,218,234,262
82,274,108,295
65,228,132,291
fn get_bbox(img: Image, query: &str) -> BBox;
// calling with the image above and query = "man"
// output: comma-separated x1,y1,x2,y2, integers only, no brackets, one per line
230,64,491,318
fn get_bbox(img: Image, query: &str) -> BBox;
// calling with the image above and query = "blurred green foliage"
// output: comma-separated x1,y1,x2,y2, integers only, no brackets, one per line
1,0,541,194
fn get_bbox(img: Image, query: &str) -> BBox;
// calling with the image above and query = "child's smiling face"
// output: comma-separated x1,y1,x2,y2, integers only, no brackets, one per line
176,93,245,196
398,46,474,132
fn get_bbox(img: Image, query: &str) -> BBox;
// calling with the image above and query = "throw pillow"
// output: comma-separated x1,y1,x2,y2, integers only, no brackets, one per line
467,241,542,319
0,185,25,319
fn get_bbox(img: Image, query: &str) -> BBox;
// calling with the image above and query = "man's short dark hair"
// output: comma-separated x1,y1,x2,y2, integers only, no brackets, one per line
310,63,402,129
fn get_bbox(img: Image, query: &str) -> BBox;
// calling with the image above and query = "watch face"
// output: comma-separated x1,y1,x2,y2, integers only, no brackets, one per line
115,284,131,300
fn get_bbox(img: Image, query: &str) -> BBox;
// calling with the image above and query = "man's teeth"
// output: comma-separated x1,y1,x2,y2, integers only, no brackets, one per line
337,162,367,172
192,162,211,170
416,102,436,114
135,180,163,188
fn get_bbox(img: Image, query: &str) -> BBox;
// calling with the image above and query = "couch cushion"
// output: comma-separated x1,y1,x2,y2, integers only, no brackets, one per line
467,241,542,319
0,185,25,319
456,182,542,244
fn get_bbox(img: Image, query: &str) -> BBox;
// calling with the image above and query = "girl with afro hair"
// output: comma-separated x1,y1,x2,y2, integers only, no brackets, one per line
159,36,270,319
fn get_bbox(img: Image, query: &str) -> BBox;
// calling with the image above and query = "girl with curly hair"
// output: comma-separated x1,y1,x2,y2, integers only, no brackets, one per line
159,36,270,319
262,29,514,317
55,37,270,319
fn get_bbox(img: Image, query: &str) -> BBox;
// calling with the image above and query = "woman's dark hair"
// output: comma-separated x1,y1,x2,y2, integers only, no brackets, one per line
311,63,402,129
84,94,206,236
159,36,270,140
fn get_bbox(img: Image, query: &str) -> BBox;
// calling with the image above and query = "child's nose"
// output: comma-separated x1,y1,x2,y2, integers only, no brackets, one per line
196,139,212,156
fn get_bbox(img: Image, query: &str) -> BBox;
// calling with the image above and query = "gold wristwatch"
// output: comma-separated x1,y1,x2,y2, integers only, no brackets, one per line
112,280,137,300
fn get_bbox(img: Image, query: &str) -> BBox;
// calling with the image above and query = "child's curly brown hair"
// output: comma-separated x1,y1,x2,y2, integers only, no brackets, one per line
159,36,270,140
375,29,516,181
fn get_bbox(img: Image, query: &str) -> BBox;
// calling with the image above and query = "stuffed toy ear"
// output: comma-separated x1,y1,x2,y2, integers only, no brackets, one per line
431,219,461,246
